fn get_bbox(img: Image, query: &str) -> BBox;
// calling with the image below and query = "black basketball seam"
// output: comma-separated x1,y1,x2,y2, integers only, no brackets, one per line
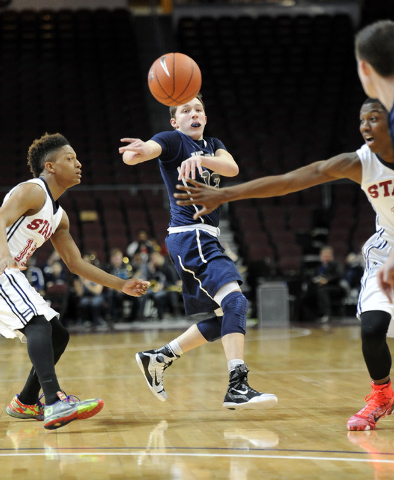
174,60,195,102
151,58,172,101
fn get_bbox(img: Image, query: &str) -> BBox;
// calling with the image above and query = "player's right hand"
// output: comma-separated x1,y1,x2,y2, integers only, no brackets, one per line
0,255,25,275
377,263,394,303
123,278,151,297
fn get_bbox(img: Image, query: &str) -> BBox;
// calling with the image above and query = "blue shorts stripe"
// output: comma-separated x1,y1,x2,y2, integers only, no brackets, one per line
5,271,38,318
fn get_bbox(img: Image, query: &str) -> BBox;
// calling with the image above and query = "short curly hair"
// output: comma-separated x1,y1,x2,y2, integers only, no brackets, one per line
27,133,70,178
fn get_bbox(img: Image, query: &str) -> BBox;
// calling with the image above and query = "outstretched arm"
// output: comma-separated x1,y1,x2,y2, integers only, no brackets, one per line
51,212,150,296
174,152,361,218
119,138,161,165
119,138,162,165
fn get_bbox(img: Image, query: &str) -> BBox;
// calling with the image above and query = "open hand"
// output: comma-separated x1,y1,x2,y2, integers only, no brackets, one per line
123,278,150,297
174,178,225,219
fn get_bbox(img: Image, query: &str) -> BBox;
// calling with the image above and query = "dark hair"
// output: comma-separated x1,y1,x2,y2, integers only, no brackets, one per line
27,133,70,178
362,97,387,112
169,92,205,119
355,20,394,77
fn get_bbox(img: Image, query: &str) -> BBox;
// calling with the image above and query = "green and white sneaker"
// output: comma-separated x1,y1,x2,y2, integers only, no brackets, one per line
43,391,104,430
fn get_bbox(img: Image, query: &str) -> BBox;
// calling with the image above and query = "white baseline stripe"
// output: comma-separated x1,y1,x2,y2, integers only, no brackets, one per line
0,452,393,463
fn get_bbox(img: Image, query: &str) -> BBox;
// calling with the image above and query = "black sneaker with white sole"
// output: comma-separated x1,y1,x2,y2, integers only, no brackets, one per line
135,348,179,402
223,364,278,410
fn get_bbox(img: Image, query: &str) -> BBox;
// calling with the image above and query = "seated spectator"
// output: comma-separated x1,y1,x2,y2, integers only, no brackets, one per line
44,260,70,325
45,260,68,288
42,249,63,284
345,249,365,290
24,257,45,296
105,248,137,323
74,252,107,329
143,251,182,320
126,229,154,264
299,245,347,323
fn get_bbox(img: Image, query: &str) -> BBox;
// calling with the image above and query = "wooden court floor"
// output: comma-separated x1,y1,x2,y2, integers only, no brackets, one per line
1,323,394,479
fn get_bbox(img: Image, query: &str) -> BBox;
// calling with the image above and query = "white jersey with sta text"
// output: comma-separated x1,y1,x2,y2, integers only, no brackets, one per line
4,178,63,267
357,143,394,334
0,178,63,342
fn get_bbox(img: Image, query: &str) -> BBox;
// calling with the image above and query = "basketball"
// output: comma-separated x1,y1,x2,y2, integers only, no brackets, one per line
147,52,202,107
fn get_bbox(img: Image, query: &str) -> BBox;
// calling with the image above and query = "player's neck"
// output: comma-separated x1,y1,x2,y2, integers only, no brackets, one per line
376,80,394,113
40,174,69,201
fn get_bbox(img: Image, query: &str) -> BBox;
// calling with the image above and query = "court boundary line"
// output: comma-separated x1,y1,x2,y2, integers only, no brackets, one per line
0,451,393,464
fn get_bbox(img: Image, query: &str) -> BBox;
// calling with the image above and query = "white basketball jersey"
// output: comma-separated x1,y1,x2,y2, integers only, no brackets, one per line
3,178,64,268
357,144,394,332
0,178,63,341
358,143,394,262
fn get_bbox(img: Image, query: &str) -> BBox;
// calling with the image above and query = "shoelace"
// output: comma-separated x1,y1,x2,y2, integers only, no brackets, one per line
231,371,260,395
59,391,80,404
37,393,45,408
156,359,173,384
361,389,391,416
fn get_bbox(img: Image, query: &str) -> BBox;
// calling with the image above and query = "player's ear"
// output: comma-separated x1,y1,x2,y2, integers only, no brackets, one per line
170,118,179,129
45,161,55,173
359,59,371,76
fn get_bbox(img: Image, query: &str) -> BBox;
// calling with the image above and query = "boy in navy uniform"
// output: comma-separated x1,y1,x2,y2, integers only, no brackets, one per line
119,94,277,410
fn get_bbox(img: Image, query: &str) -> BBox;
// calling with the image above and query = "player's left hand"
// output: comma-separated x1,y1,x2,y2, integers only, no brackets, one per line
123,278,150,297
178,157,203,180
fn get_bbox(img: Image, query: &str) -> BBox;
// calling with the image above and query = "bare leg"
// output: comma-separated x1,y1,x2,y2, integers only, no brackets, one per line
221,332,244,361
175,324,208,352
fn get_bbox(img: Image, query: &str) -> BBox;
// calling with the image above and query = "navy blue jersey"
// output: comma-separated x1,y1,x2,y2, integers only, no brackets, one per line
151,130,226,227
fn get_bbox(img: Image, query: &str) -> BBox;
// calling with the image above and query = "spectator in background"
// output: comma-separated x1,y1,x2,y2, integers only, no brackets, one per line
24,257,45,296
44,260,70,325
106,248,134,324
144,251,182,320
74,252,107,329
128,251,150,320
45,260,68,289
126,229,154,263
42,250,63,284
300,245,347,323
345,249,365,291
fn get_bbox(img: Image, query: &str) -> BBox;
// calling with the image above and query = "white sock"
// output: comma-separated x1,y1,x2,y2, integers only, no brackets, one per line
168,339,183,357
227,359,244,373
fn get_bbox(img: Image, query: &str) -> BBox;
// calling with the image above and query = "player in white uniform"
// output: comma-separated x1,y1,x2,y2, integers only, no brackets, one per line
175,98,394,431
355,21,394,296
1,133,149,430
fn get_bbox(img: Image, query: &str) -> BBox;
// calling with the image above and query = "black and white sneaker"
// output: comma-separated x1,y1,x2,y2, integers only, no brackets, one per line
135,348,178,402
223,364,278,410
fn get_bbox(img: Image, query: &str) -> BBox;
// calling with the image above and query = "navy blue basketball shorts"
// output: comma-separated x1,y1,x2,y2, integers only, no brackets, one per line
165,230,242,316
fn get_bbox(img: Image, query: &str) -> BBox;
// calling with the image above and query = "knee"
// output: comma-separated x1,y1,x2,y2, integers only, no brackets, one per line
197,316,222,342
361,325,386,350
221,291,248,336
51,319,70,351
361,311,391,348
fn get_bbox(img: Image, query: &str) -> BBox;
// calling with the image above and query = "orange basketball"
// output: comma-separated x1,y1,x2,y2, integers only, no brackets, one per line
147,52,202,107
